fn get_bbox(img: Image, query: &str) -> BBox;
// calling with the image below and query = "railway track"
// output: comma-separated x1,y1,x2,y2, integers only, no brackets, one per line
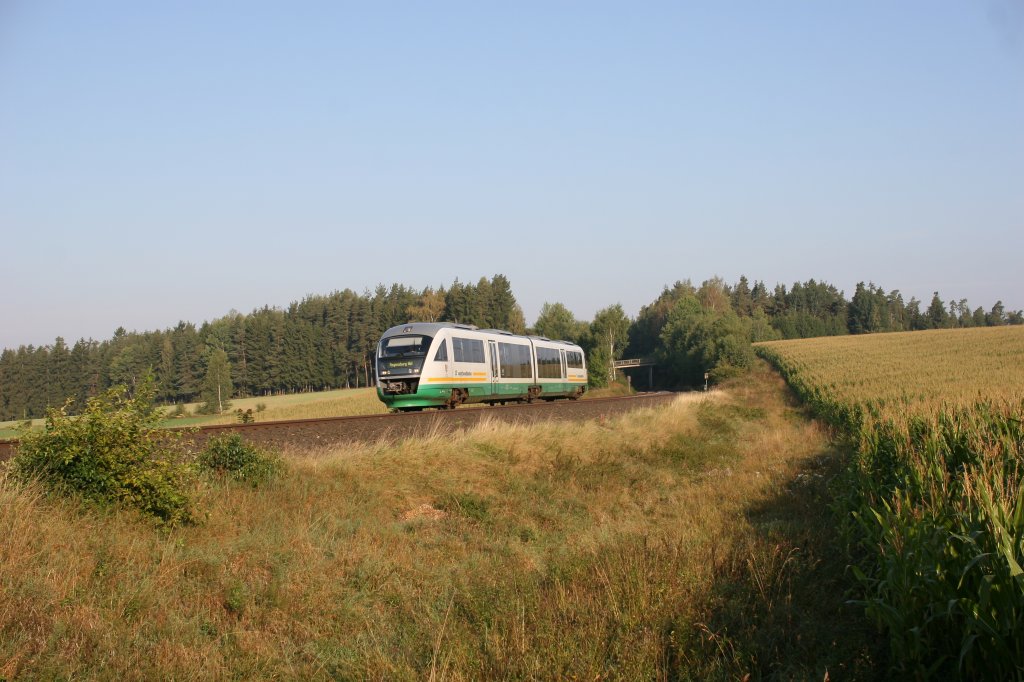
0,392,679,462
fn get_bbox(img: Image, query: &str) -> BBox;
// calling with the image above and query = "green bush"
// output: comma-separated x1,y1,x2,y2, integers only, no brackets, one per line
11,381,194,526
196,434,281,487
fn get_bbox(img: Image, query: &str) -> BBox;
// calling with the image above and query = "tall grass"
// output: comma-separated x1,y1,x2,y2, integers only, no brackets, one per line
757,327,1024,679
0,367,878,679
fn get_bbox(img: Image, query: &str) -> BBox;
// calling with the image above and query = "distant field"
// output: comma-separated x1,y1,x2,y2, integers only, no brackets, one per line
158,387,388,428
0,421,37,439
0,388,387,438
756,326,1024,418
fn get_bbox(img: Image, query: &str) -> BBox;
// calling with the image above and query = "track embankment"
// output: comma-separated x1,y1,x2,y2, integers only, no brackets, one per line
0,392,679,461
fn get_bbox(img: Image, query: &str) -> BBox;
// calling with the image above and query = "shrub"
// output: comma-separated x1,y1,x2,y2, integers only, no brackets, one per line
11,381,195,526
196,434,281,487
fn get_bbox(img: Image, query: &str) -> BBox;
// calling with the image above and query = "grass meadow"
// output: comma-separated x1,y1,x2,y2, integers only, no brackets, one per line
1,389,386,439
756,326,1024,679
157,387,388,428
0,364,879,680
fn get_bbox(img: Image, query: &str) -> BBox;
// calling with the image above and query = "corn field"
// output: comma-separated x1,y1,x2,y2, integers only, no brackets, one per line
756,327,1024,680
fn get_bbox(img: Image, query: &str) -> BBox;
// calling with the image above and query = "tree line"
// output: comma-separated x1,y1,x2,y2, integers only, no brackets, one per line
1,274,1020,420
617,277,1022,387
0,276,521,420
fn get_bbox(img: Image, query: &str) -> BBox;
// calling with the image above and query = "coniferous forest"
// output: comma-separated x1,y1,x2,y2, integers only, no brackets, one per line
1,274,1020,421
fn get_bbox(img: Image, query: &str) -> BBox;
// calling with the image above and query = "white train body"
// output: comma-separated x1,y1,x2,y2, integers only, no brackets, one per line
375,322,587,410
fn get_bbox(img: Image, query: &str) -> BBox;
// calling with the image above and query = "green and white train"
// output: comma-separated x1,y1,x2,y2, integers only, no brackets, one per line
375,322,588,411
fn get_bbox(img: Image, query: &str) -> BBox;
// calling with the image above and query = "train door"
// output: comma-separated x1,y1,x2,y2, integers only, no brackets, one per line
434,334,452,380
559,349,567,380
488,340,499,396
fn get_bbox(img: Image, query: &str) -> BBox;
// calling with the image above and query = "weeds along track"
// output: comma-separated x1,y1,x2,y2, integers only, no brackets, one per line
0,392,678,460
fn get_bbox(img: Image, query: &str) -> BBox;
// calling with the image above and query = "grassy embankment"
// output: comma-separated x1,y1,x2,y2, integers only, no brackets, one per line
0,364,879,679
0,381,635,439
756,326,1024,679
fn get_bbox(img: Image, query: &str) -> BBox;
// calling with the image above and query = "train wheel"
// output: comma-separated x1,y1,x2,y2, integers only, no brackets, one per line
445,388,467,410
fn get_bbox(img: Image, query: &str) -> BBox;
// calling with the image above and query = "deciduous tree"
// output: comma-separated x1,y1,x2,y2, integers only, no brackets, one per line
199,346,233,414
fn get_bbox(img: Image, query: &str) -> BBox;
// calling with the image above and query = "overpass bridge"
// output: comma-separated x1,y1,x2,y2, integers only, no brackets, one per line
611,357,656,389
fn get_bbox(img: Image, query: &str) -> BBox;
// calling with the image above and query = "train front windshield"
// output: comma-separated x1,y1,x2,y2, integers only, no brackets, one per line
377,335,433,376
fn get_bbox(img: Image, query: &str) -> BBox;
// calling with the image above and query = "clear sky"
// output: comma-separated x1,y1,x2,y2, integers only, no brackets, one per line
2,1,1022,350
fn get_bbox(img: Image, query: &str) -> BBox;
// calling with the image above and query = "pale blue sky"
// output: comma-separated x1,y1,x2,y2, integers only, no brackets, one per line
2,2,1022,349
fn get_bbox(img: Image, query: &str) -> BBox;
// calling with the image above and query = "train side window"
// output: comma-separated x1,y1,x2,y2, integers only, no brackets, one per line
433,339,448,362
453,337,485,363
566,351,584,369
536,347,561,378
498,342,533,378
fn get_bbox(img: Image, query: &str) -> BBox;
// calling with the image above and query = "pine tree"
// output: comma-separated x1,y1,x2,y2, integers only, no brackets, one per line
750,280,770,314
488,274,520,330
69,338,102,404
230,320,250,397
848,282,872,334
0,348,12,419
927,292,949,329
906,298,926,330
172,322,202,400
49,337,72,408
156,336,175,401
731,275,753,316
443,279,469,324
472,277,493,327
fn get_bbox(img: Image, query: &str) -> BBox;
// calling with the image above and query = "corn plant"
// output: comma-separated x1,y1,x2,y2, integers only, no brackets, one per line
756,327,1024,678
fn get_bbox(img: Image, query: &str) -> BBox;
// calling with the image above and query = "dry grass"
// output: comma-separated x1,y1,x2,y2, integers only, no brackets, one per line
0,365,879,679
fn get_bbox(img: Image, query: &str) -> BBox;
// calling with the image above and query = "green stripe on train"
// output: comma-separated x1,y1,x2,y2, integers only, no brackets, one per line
378,382,581,409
